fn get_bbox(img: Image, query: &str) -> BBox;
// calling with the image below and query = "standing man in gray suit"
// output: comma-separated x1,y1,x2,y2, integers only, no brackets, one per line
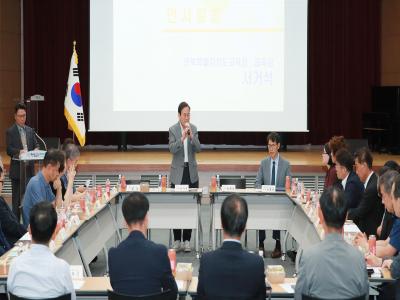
169,102,201,252
6,102,39,221
255,132,291,258
295,186,369,299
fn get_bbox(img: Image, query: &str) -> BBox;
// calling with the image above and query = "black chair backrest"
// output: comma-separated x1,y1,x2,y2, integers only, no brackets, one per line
9,293,71,300
302,294,365,300
219,178,246,189
108,289,172,300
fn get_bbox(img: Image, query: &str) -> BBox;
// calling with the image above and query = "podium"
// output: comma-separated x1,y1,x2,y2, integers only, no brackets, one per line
14,150,47,213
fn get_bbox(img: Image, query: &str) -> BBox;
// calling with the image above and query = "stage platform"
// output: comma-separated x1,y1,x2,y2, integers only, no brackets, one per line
1,149,398,173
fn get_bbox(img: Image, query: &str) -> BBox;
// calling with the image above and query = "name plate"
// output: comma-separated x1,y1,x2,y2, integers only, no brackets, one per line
175,185,189,192
221,185,236,192
261,185,276,192
126,185,140,192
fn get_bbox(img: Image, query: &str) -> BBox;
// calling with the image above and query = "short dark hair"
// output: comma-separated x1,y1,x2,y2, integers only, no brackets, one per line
384,160,400,173
122,192,149,225
378,170,398,194
220,194,248,237
393,174,400,200
335,149,354,172
178,102,190,115
63,143,80,160
319,186,348,229
267,132,281,144
354,147,373,169
43,149,65,173
14,102,26,113
29,202,57,244
62,138,75,150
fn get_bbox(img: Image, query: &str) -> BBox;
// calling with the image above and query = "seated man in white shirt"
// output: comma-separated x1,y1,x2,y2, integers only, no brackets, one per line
7,202,75,299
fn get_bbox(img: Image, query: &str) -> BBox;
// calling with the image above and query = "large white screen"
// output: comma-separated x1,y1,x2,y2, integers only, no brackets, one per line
90,0,308,132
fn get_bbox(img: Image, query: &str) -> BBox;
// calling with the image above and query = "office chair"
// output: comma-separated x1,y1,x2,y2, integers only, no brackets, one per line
108,290,173,300
9,293,71,300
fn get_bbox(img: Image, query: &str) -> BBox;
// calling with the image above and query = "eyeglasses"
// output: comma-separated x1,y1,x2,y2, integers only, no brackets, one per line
267,144,278,149
16,114,26,118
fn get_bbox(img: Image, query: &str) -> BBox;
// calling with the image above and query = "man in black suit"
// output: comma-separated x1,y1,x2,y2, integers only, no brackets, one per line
348,148,384,236
0,166,26,245
6,102,39,220
197,194,266,300
335,148,364,209
108,192,177,298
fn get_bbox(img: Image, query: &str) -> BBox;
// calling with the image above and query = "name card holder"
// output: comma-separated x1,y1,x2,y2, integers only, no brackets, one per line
261,185,276,192
175,185,189,192
221,185,236,192
126,185,140,192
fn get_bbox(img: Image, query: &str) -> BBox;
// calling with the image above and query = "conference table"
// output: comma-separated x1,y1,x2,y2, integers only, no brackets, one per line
0,189,395,299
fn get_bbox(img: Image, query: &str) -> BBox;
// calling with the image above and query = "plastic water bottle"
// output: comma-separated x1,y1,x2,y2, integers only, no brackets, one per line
105,179,111,197
216,174,220,190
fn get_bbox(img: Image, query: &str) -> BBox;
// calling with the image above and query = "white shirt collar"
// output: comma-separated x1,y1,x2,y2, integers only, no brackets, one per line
341,172,350,189
364,171,374,189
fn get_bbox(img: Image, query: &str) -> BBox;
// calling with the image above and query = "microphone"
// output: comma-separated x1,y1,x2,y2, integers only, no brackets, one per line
32,129,47,151
185,123,191,135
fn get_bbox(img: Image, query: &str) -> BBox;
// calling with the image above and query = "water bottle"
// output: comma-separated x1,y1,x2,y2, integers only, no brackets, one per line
105,179,111,197
216,174,220,190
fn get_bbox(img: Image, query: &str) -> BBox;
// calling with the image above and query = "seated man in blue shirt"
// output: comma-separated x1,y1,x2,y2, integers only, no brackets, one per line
108,192,178,297
22,149,65,227
7,202,75,299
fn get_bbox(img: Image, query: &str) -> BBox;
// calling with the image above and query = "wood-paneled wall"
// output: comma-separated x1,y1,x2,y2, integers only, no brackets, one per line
381,0,400,85
0,0,21,149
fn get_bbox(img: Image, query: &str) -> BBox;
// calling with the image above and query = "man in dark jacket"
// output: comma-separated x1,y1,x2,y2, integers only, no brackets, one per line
6,102,39,220
108,192,177,298
197,194,266,300
348,148,384,236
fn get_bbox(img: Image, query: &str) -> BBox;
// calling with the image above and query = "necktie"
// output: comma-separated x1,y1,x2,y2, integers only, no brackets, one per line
20,127,28,151
271,161,276,186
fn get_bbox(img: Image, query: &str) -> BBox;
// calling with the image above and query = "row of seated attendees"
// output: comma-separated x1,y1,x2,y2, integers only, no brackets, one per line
2,187,385,299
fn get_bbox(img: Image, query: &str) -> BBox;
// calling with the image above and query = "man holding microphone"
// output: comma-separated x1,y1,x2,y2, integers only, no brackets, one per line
169,101,201,252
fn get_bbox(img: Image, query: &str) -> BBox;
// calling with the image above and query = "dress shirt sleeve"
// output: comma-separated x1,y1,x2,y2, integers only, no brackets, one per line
390,254,400,279
389,220,400,252
294,253,307,300
61,261,76,300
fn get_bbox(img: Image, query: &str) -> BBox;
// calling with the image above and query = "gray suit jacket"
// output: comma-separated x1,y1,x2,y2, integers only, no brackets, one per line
168,122,201,185
295,233,369,300
255,155,291,189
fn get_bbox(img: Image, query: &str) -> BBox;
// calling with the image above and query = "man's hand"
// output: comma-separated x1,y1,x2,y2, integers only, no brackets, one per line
365,254,382,267
67,165,76,183
19,149,27,157
53,178,62,191
354,232,368,248
382,259,393,269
